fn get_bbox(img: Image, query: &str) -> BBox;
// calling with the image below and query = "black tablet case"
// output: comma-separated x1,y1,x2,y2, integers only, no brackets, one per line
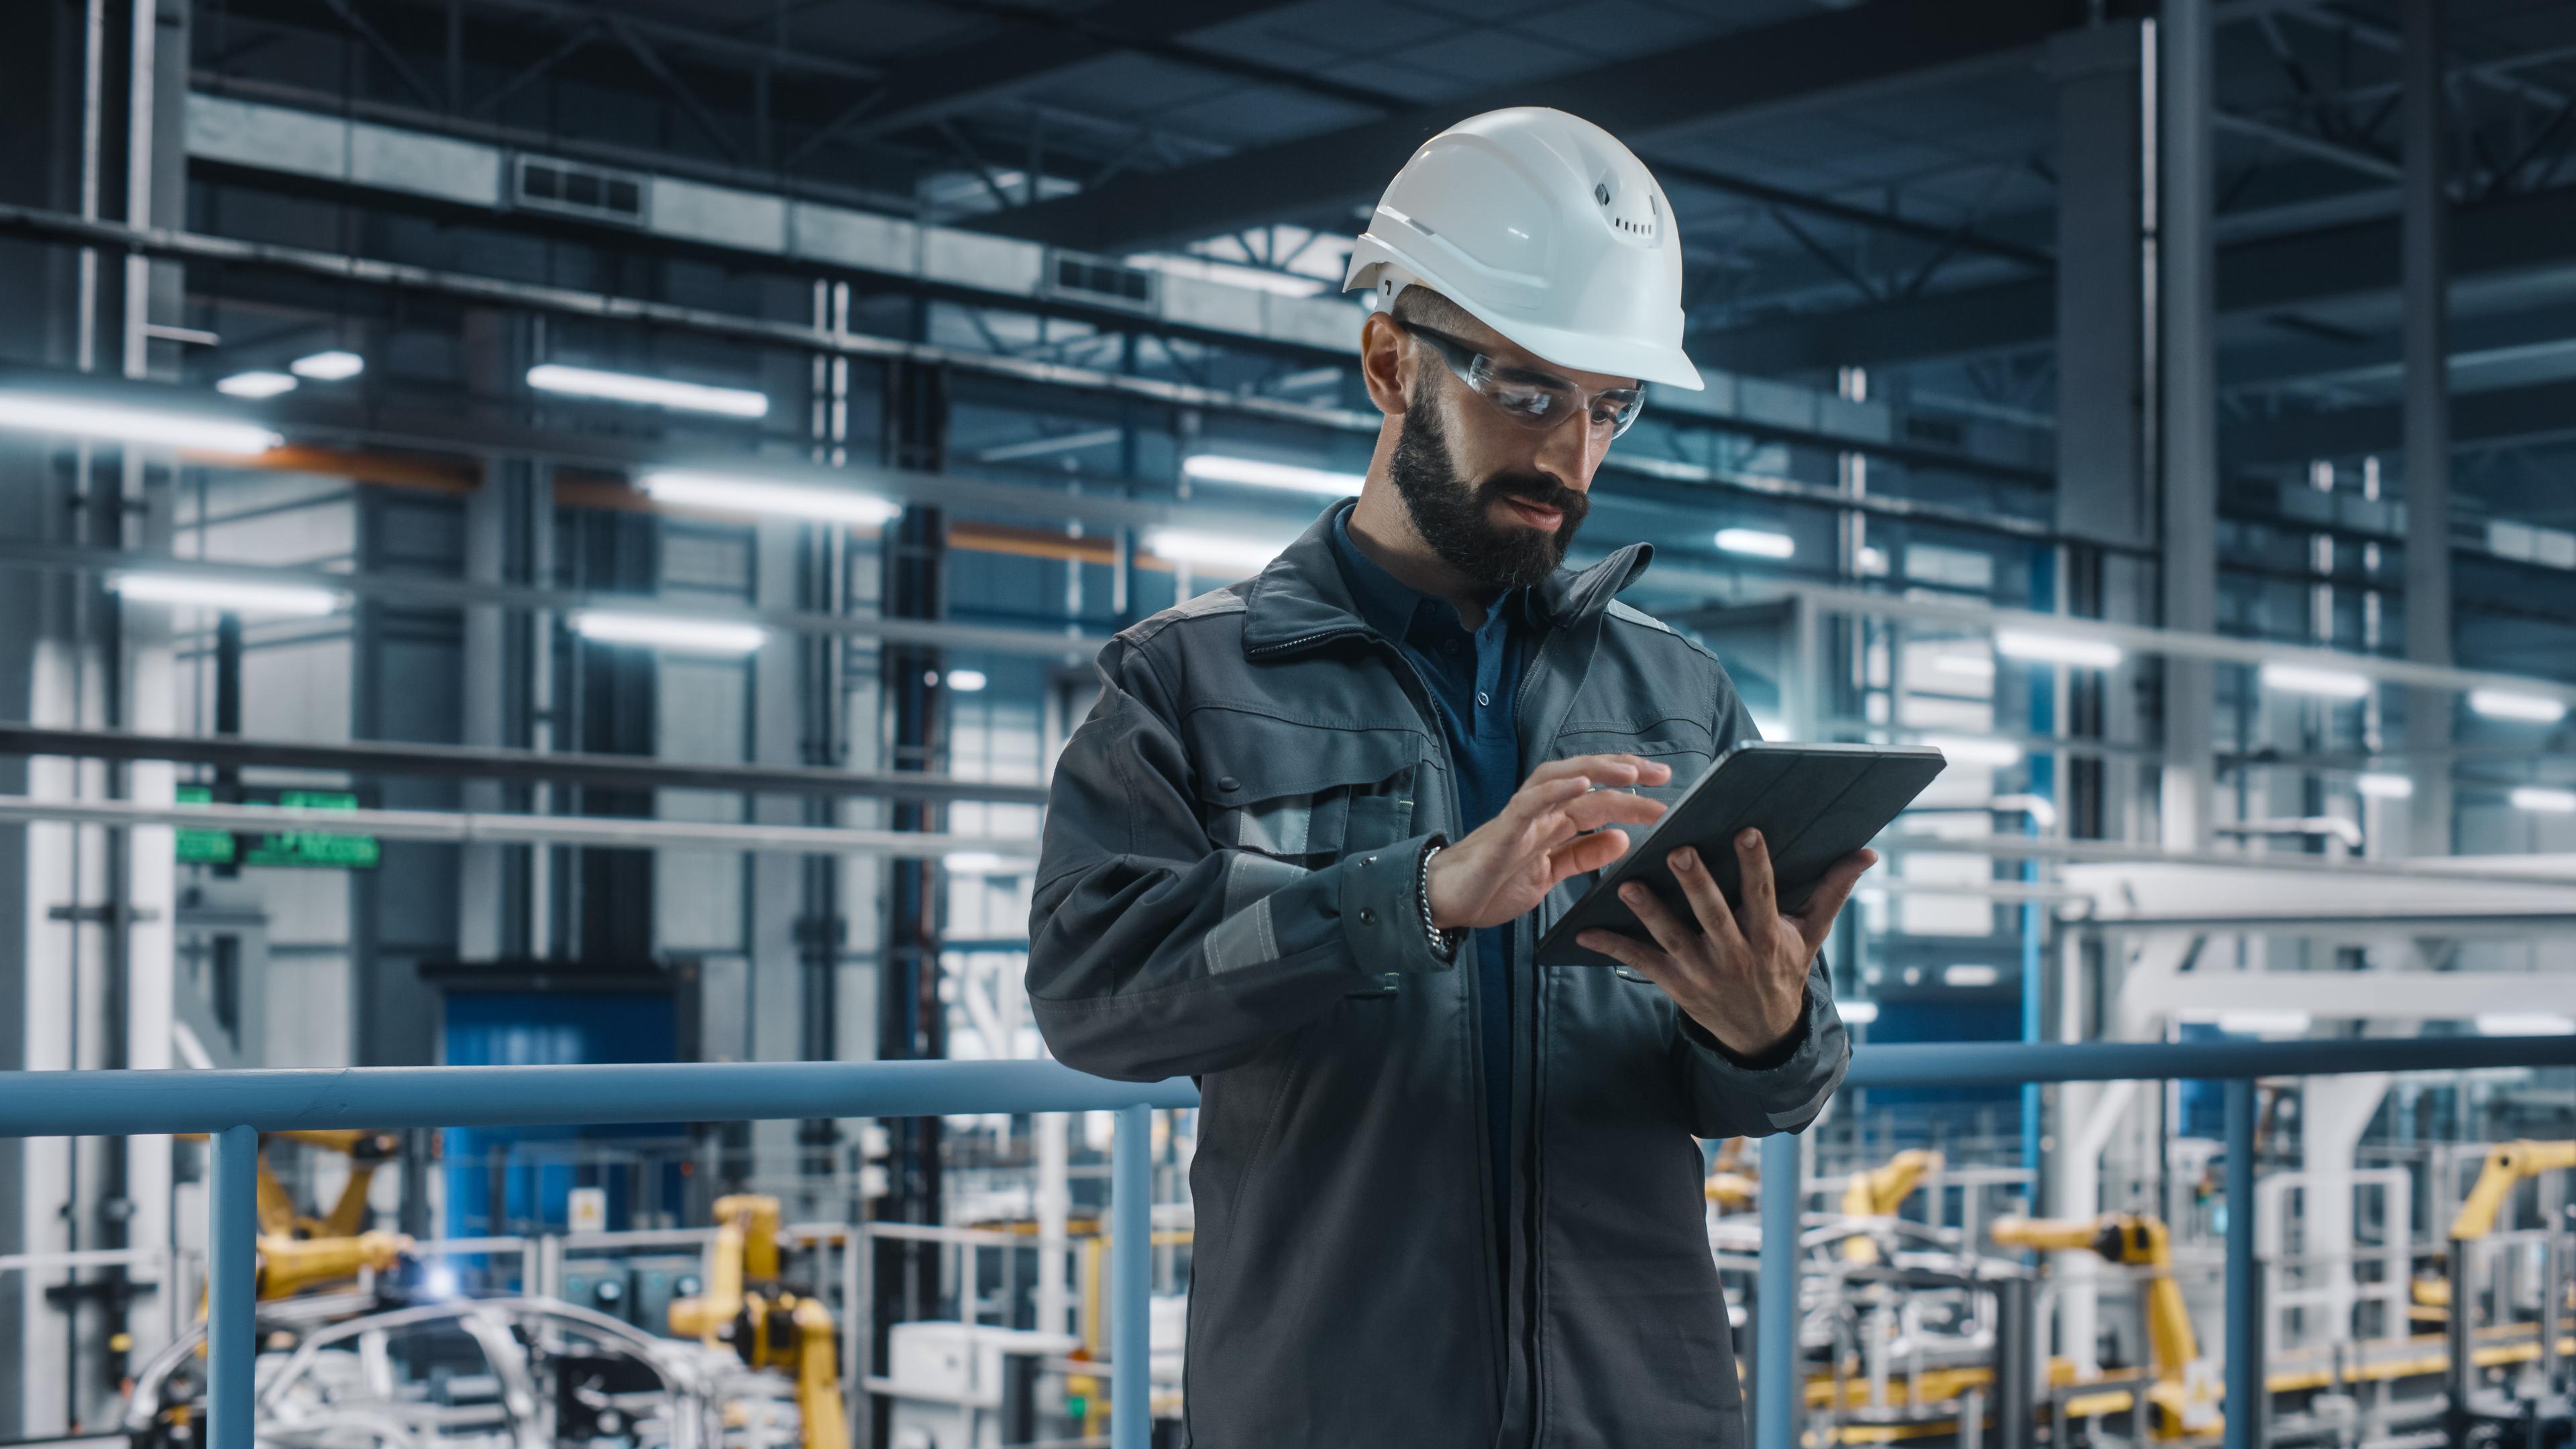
1532,741,1948,967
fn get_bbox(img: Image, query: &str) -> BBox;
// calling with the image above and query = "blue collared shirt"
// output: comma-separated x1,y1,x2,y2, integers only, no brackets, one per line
1326,502,1540,1229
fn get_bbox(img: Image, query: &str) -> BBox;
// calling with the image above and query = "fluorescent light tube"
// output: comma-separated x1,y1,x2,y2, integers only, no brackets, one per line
1181,454,1362,496
571,610,766,655
2355,771,2414,799
1923,735,2023,767
2216,1010,2311,1037
2509,786,2576,814
945,669,988,692
0,394,282,455
2478,1012,2574,1036
943,851,1031,875
1143,527,1292,574
1994,628,2124,669
289,350,365,380
1715,527,1795,559
1839,1000,1880,1025
2261,662,2373,699
215,371,297,399
527,364,770,419
110,572,343,616
637,470,900,525
1941,964,2000,987
2469,689,2569,724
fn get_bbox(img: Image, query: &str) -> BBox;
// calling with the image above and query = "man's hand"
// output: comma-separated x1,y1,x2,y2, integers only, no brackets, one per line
1577,830,1878,1059
1426,755,1673,931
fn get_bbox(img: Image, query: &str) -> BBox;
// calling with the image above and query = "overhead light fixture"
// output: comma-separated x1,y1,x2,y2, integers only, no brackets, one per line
942,851,1032,875
1715,527,1795,559
289,350,366,381
637,470,901,525
215,370,297,399
1994,628,2125,669
527,364,770,419
0,394,282,456
1856,545,1890,576
2469,689,2569,724
570,610,766,655
2355,771,2415,799
1839,1000,1881,1025
2508,786,2576,814
945,669,988,692
1923,735,2023,767
1181,454,1362,496
2478,1012,2575,1037
1142,527,1291,575
1941,964,2000,988
111,572,345,616
2260,661,2373,700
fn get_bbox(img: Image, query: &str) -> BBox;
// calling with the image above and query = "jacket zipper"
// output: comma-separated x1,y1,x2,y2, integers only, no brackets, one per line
1256,621,1515,1417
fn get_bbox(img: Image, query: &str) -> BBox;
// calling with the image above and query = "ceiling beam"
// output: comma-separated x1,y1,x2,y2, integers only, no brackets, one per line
971,0,2076,254
1691,181,2576,374
2226,374,2576,462
836,0,1321,148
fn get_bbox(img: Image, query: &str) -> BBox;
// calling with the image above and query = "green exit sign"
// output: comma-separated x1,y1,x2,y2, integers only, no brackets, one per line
176,786,381,869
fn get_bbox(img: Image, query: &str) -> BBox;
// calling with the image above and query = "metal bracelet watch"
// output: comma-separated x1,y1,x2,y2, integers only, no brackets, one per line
1417,841,1465,962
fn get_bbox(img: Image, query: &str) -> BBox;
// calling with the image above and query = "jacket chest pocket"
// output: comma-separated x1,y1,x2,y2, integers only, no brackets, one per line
1188,714,1436,869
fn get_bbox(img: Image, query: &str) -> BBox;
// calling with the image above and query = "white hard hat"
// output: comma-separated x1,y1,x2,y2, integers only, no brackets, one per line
1344,107,1703,391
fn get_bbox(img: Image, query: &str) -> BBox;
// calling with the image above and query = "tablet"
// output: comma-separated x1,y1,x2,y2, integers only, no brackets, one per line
1533,741,1948,968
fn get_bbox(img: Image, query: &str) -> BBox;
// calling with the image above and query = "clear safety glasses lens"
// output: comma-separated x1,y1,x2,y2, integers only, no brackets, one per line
1398,321,1645,441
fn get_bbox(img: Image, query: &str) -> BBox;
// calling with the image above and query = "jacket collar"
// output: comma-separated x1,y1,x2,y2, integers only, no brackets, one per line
1241,504,1656,657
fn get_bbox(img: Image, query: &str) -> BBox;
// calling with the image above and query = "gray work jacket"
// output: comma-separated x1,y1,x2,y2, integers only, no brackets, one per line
1028,508,1850,1448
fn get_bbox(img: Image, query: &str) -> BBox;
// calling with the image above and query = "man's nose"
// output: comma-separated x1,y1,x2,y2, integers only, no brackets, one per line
1532,413,1609,491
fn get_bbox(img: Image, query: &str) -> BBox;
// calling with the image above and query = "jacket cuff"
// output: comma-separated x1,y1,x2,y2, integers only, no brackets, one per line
1336,831,1458,975
1683,969,1849,1130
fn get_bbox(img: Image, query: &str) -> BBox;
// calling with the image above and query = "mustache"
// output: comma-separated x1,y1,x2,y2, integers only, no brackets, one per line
1480,472,1589,523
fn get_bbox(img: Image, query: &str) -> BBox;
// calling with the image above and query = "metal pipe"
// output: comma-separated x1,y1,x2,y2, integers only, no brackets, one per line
0,792,1029,858
2225,1079,2261,1449
0,1059,1199,1138
0,721,1054,806
209,1124,256,1449
1757,1131,1802,1449
1112,1103,1152,1449
1845,1036,2576,1089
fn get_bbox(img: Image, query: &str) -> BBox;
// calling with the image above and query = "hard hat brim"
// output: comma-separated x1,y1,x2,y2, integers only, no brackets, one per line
1346,244,1707,392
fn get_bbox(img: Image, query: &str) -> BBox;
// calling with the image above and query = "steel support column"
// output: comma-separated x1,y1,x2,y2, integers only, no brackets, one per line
2400,0,2455,860
2157,0,2218,854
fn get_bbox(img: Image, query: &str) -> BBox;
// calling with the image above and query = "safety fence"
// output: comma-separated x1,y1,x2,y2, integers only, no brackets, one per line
3,1036,2573,1449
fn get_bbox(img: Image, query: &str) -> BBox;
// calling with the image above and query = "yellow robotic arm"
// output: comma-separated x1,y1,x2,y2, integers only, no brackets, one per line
1840,1149,1942,1265
1992,1214,2216,1440
255,1230,412,1301
2449,1140,2576,1242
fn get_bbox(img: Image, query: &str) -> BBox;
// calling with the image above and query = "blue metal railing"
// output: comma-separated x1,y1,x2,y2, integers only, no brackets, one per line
3,1036,2572,1449
1760,1035,2576,1449
0,1059,1195,1449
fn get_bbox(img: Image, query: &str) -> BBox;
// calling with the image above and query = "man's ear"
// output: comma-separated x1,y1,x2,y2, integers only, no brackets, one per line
1359,311,1411,417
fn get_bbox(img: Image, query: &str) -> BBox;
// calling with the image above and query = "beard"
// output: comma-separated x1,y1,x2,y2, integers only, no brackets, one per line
1386,399,1590,592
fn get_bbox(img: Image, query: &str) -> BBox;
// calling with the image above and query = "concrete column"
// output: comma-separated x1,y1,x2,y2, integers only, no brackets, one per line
2048,20,2152,848
2157,0,2218,854
749,519,810,1189
2400,0,2454,859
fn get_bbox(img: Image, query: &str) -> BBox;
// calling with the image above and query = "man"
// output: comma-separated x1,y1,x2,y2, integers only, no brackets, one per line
1029,108,1874,1446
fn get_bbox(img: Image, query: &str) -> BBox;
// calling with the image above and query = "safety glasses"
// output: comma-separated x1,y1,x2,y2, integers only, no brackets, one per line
1395,319,1646,441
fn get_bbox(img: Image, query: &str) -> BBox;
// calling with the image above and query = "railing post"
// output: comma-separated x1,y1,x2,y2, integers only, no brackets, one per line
2224,1079,2261,1449
1758,1131,1803,1449
1112,1102,1152,1449
209,1124,259,1449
